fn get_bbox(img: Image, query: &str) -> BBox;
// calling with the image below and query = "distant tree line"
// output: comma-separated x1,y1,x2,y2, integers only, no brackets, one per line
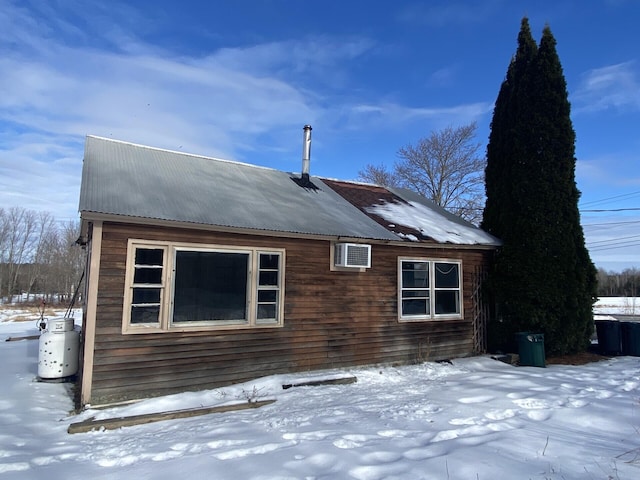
0,207,85,305
597,268,639,298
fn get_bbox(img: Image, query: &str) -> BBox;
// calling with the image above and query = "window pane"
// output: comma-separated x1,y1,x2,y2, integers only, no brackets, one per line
134,267,162,284
132,288,161,304
403,261,428,272
257,304,277,320
435,291,460,315
402,289,429,299
402,262,429,288
402,299,429,316
258,290,277,302
173,251,248,322
135,248,163,266
259,271,278,286
131,305,160,324
260,253,279,269
435,263,459,288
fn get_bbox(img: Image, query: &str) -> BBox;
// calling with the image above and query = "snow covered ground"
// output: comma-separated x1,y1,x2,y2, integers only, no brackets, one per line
1,306,640,479
594,297,640,316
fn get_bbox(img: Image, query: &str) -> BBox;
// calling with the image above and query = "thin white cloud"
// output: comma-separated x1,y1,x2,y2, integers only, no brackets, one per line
573,61,640,113
0,1,380,160
0,38,322,157
345,101,492,130
427,66,460,87
0,1,495,221
577,156,640,188
0,4,484,155
212,36,375,78
0,132,82,219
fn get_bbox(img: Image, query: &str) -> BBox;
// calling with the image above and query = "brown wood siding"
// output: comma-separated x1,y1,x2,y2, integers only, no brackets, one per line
87,222,492,405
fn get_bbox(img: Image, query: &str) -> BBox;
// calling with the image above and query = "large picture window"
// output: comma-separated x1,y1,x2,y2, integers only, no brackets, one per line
173,250,249,324
123,240,284,333
399,258,462,320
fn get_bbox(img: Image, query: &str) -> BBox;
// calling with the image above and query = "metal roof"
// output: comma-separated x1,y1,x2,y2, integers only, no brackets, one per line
79,136,399,240
79,136,499,246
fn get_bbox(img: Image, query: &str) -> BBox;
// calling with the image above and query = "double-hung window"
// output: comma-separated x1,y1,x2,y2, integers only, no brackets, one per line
399,258,462,320
124,240,285,333
130,247,166,325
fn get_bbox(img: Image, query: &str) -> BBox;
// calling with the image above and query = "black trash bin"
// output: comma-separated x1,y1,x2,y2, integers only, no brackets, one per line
621,322,640,356
595,320,621,355
516,332,546,367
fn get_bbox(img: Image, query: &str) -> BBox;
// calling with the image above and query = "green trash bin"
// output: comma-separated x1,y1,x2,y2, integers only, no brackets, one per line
516,332,545,367
621,322,640,356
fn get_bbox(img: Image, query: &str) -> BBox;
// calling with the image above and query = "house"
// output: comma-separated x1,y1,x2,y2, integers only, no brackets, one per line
77,129,500,408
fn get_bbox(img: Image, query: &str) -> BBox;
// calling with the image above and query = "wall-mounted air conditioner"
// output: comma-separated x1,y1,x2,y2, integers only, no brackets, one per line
334,243,371,268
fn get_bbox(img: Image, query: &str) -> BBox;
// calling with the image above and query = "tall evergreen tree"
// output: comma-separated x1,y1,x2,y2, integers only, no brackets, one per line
483,18,537,239
482,19,597,355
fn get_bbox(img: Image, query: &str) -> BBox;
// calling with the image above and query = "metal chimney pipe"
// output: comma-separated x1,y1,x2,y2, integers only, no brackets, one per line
302,125,312,181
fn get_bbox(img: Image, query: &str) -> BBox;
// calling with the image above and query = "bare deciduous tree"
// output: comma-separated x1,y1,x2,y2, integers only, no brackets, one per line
56,220,85,302
358,122,485,224
357,164,400,188
4,207,38,302
26,211,57,298
597,267,640,298
0,208,7,298
0,207,84,304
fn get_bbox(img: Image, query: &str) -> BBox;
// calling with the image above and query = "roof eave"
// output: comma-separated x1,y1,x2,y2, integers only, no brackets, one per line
80,211,500,250
78,211,395,243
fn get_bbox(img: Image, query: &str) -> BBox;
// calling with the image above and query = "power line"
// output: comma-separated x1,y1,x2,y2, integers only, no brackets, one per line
588,242,640,252
588,237,640,250
581,207,640,212
587,234,640,246
580,190,640,207
589,241,640,252
583,220,640,228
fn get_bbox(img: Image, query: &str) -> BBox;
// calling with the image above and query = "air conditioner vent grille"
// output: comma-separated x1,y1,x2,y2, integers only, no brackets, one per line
334,243,371,268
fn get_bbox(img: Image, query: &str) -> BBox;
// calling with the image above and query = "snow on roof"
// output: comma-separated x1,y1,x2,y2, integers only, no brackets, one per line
366,200,500,246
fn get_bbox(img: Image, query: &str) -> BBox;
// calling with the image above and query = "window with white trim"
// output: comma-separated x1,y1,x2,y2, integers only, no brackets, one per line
124,240,284,333
399,258,462,320
130,246,166,325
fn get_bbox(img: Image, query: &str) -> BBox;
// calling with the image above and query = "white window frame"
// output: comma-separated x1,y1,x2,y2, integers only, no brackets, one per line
127,244,168,328
398,257,463,321
123,239,285,334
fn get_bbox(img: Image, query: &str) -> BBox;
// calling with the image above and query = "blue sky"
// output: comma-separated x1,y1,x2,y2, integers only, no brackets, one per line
1,0,638,272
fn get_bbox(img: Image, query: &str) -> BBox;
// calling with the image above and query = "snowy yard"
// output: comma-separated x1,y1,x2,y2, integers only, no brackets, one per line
1,305,639,479
594,297,640,316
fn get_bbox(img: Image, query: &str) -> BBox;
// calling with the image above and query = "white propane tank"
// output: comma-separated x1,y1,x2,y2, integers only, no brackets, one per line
38,317,80,379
